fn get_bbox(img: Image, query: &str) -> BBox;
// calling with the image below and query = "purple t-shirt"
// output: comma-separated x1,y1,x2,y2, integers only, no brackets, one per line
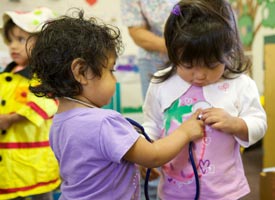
50,108,140,200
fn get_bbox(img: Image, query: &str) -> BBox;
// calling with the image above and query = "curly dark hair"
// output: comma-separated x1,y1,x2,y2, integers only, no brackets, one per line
28,9,123,98
154,0,251,83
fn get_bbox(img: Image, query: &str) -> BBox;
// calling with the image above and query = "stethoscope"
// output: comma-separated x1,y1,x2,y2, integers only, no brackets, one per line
126,100,212,200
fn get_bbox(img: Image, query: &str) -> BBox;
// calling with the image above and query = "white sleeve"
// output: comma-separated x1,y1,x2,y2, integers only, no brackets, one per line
235,76,267,147
142,83,164,141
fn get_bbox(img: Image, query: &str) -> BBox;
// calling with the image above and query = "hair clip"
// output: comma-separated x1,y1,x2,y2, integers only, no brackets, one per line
172,4,181,16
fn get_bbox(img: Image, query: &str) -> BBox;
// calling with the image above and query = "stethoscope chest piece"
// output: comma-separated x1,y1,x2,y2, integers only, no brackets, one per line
192,101,212,120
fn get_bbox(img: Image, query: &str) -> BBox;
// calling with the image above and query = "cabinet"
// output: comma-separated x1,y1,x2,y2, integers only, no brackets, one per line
263,35,275,168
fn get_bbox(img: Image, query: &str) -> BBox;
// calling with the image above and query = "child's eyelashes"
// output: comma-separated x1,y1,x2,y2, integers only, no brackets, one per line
181,63,193,69
180,62,222,69
18,37,27,44
207,62,220,68
8,37,27,45
110,64,118,73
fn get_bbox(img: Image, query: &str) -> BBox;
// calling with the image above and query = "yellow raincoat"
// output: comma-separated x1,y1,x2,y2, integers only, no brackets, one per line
0,63,60,199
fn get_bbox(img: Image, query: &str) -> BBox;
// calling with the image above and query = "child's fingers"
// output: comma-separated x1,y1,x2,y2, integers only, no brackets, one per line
148,168,161,181
191,109,203,120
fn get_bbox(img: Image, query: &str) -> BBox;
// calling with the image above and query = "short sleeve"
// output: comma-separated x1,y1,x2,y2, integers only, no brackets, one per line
99,114,140,163
142,82,164,141
17,92,57,127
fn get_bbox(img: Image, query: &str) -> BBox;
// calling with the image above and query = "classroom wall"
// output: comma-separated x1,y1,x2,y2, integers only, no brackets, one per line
251,14,275,95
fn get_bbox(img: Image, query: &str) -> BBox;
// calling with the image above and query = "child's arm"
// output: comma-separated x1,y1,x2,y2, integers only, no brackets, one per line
0,113,27,130
201,76,267,145
128,26,167,54
123,111,204,168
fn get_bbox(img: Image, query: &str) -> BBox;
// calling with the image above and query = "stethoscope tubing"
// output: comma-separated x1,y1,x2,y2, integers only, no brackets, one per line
189,141,200,200
126,117,200,200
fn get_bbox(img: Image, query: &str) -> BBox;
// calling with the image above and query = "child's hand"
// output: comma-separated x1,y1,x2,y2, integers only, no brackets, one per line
0,113,27,130
201,108,248,140
177,110,204,142
0,114,13,130
201,107,235,132
139,166,160,180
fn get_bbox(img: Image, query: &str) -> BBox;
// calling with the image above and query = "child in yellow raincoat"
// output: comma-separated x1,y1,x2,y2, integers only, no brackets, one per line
0,7,60,200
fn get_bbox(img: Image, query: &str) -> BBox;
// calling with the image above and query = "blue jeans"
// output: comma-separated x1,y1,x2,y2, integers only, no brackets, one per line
138,58,164,99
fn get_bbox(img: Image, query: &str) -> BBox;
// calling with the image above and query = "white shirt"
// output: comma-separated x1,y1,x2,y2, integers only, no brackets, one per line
143,68,267,147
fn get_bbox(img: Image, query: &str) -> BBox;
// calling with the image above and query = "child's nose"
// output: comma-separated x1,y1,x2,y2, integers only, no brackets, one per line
194,67,207,79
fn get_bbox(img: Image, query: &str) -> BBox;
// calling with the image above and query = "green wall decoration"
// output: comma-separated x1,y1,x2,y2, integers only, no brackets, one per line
230,0,275,49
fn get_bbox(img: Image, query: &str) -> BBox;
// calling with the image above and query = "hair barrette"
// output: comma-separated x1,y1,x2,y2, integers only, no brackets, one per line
172,4,181,16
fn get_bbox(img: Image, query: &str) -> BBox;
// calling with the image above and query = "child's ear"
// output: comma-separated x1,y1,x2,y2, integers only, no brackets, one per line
71,58,88,84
